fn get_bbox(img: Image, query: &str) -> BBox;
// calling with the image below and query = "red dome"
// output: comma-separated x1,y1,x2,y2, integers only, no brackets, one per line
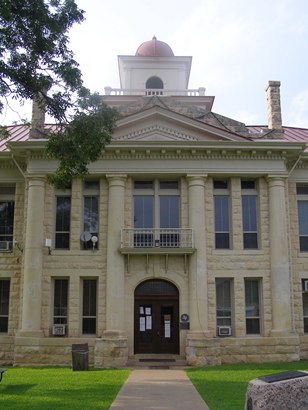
136,36,174,57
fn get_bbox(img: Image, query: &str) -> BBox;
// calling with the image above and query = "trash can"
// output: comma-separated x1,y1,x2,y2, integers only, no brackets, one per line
72,343,89,371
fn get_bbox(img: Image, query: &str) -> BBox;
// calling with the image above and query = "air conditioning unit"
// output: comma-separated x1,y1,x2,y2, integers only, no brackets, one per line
0,241,10,252
304,280,308,292
52,324,66,336
217,326,232,337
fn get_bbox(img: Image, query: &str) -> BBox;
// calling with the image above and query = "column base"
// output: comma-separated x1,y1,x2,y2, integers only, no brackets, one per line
94,331,128,368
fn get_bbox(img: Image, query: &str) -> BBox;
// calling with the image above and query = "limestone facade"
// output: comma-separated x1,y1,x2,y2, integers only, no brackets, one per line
1,38,308,367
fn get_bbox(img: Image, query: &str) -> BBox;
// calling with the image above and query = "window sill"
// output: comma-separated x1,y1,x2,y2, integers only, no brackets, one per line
212,249,265,255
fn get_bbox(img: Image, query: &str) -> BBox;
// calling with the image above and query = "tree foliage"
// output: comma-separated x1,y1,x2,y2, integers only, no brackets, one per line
46,89,119,189
0,1,119,188
0,0,84,122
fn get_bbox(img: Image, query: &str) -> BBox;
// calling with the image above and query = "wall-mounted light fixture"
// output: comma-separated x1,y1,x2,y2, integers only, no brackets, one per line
45,238,52,255
91,235,98,251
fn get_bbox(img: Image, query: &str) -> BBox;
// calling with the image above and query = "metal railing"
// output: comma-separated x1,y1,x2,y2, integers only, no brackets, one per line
121,228,194,249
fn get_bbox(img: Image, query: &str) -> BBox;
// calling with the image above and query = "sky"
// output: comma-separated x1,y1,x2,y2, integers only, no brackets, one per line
1,0,308,127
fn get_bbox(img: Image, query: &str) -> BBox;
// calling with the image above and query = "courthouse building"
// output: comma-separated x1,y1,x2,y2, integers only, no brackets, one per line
1,37,308,367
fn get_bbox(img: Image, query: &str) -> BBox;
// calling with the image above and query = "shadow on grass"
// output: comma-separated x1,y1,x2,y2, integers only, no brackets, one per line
1,384,37,394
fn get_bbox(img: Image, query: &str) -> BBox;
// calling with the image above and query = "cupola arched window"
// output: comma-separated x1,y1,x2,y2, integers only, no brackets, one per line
146,76,163,96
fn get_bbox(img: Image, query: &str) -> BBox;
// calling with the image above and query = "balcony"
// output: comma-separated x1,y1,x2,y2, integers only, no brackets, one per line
120,228,194,254
104,87,206,97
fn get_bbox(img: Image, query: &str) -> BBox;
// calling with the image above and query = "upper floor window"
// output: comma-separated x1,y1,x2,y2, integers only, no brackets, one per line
297,185,308,252
0,279,10,333
55,188,71,249
0,186,15,251
241,180,258,249
134,180,180,247
214,180,230,249
82,181,99,250
146,76,163,96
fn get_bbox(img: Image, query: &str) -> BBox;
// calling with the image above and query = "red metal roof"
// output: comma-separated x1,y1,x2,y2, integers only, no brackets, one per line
1,124,308,153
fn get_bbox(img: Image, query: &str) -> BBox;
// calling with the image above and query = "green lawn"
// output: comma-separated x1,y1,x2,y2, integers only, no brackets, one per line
0,367,130,409
187,360,308,410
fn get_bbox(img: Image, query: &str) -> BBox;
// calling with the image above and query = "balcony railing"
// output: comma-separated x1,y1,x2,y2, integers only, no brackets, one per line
121,228,194,249
104,87,205,97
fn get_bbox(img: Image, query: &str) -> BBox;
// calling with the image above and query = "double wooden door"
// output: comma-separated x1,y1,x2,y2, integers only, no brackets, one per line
134,280,179,354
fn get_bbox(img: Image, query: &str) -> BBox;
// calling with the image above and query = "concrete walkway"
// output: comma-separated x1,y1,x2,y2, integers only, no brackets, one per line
110,368,210,409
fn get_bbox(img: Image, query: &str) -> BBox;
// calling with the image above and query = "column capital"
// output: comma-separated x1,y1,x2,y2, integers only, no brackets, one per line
267,174,288,182
186,174,208,185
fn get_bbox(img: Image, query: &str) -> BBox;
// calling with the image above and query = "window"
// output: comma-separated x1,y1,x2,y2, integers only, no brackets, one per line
214,180,230,249
82,181,99,250
82,279,97,335
53,279,68,325
55,191,71,249
133,180,180,247
245,279,261,334
302,279,308,333
242,180,258,249
216,278,232,329
0,187,15,250
297,185,308,252
0,279,10,333
146,76,163,96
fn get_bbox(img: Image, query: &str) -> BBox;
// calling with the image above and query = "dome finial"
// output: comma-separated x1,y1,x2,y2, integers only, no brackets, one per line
152,35,157,40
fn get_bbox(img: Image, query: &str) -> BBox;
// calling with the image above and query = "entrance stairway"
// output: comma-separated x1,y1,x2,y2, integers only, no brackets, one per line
127,354,187,368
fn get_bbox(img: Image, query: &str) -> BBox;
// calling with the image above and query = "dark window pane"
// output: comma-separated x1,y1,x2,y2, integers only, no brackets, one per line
243,233,258,249
84,181,99,191
134,181,153,189
245,279,260,334
54,279,68,324
55,233,70,249
0,201,14,240
297,185,308,195
214,180,228,189
134,196,154,228
0,280,10,333
160,181,179,189
241,180,256,189
298,201,308,235
160,196,180,228
215,196,229,231
300,237,308,252
146,76,163,89
84,197,99,233
55,197,71,249
215,233,230,249
242,196,257,231
246,318,260,334
0,317,8,332
83,280,97,317
82,318,96,334
56,197,71,232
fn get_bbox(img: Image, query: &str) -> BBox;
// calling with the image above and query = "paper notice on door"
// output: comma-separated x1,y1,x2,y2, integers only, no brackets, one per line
139,306,144,315
145,307,151,315
140,317,146,332
164,320,171,338
146,315,152,330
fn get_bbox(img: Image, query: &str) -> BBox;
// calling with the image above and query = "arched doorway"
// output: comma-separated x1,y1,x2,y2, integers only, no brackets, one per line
134,279,179,354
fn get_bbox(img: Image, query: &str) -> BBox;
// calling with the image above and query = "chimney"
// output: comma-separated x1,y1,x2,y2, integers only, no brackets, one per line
29,91,46,139
265,81,283,134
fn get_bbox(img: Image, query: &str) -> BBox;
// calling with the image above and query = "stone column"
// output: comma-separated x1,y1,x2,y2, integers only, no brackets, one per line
268,176,292,335
95,175,128,368
20,177,45,336
187,175,208,333
105,174,127,333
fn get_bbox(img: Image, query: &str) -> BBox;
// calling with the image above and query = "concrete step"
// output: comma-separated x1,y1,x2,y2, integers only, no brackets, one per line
127,354,187,368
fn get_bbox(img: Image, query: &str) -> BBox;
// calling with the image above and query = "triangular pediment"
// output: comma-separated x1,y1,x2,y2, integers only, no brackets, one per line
113,105,250,142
